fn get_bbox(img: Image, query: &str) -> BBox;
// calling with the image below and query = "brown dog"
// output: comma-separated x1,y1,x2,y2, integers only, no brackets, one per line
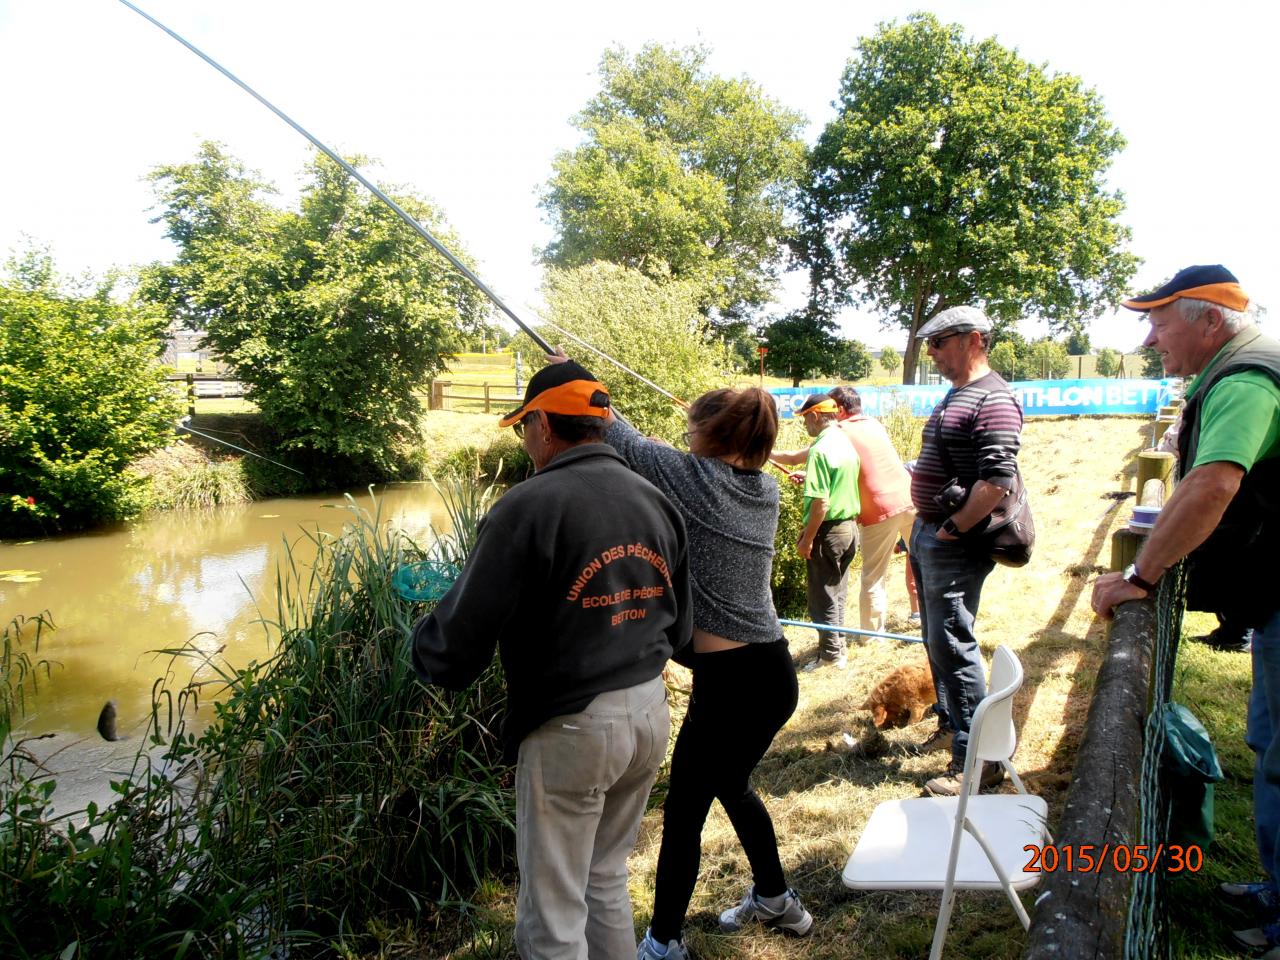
861,662,937,729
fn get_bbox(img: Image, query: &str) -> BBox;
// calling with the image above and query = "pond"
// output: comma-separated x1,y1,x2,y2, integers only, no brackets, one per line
0,484,450,743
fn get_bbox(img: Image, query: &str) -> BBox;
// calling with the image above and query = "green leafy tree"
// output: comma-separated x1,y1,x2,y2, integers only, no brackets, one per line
1,248,182,534
838,338,875,381
540,44,807,321
1141,346,1165,378
879,345,902,374
540,263,721,441
801,13,1139,382
762,311,840,387
1065,328,1092,355
141,143,486,483
1095,346,1122,377
1027,337,1071,379
988,341,1019,381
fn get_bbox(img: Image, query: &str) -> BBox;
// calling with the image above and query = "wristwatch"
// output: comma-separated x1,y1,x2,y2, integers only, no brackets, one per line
1122,563,1158,593
940,518,962,537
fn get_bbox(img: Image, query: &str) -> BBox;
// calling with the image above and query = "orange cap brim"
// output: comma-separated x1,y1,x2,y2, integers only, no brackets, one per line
498,379,610,428
1122,281,1250,313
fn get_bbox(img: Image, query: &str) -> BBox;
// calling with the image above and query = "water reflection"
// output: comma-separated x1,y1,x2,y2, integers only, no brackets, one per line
0,485,449,739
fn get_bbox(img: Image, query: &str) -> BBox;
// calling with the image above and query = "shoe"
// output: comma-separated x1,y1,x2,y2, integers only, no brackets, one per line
1219,880,1280,920
923,761,1005,797
802,654,847,672
1233,921,1280,951
718,886,813,936
1193,628,1252,653
912,725,953,755
908,612,922,625
637,929,689,960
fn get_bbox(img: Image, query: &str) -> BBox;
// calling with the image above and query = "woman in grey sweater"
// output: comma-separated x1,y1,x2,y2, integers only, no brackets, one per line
598,386,812,960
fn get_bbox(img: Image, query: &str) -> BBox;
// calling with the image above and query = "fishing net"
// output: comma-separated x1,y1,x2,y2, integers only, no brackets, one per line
392,560,461,603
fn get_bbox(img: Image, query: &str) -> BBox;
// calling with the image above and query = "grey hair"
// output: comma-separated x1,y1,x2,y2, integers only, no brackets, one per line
1177,297,1252,334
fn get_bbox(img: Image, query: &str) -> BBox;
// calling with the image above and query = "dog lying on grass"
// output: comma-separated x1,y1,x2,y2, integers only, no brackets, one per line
861,661,937,729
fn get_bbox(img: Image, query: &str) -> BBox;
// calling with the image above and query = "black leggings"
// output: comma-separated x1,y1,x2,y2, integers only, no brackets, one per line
649,638,799,942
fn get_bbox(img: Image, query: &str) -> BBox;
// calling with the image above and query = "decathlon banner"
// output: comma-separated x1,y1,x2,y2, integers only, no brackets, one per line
771,379,1175,419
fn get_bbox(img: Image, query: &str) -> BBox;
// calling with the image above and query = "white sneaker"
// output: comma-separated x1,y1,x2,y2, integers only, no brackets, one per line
718,887,813,936
637,930,689,960
802,655,847,672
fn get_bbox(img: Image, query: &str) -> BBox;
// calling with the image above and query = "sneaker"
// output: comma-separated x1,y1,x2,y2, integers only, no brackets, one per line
1219,880,1280,919
1233,921,1280,951
908,612,922,625
912,725,953,755
1193,628,1252,653
923,761,1005,797
637,930,689,960
718,887,813,936
802,654,847,673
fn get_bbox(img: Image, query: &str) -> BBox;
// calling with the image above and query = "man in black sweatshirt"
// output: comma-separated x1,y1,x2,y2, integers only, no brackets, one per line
412,360,692,960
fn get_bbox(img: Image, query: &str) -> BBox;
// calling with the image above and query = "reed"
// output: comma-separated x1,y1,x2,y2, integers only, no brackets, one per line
144,457,254,512
0,471,515,958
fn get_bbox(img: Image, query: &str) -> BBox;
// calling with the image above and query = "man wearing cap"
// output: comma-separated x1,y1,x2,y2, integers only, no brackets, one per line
909,305,1024,796
1091,266,1280,953
795,392,861,669
411,360,693,960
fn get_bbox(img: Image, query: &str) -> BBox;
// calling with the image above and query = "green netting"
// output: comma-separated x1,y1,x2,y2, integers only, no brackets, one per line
392,560,460,602
1124,561,1187,959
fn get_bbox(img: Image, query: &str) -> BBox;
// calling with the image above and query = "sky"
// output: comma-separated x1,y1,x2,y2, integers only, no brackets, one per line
1,0,1275,354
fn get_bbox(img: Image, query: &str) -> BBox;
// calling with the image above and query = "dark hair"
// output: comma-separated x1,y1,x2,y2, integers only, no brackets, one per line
977,331,993,353
687,387,778,470
828,386,861,415
545,413,609,443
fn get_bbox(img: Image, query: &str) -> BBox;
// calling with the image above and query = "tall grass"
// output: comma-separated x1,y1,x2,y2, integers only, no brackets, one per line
1,472,515,958
143,457,254,512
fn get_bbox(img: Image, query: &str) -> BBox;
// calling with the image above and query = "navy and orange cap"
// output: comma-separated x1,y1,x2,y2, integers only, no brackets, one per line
1121,264,1250,313
797,393,839,416
498,360,610,428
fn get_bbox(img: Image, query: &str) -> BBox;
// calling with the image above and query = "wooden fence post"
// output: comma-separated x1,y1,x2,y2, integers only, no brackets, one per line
483,382,491,414
186,373,196,417
1137,450,1175,500
432,379,451,411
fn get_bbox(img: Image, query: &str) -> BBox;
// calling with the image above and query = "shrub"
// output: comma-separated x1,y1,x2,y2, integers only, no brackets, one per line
1095,347,1122,378
0,252,183,535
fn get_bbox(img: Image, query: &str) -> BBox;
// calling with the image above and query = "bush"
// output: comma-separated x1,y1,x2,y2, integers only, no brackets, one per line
1095,347,1122,378
0,252,183,535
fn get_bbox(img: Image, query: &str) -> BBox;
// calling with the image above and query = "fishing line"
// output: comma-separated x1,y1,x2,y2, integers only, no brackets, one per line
118,0,553,355
177,420,305,475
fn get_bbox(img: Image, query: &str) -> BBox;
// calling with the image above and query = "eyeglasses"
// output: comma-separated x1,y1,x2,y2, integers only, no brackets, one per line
512,420,526,439
926,331,965,350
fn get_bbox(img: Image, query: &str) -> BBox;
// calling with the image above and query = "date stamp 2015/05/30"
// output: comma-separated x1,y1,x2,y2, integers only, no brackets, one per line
1022,844,1203,874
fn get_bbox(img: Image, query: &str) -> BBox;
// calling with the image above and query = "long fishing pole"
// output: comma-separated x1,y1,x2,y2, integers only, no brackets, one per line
177,420,305,475
117,0,554,356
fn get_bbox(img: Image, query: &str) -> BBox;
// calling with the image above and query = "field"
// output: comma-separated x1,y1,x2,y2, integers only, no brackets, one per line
394,411,1245,960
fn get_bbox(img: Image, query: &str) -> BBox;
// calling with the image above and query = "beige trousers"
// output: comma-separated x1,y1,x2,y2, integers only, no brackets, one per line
514,674,670,960
857,508,918,632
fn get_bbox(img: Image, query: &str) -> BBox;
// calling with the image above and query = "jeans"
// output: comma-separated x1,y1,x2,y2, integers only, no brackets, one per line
515,675,670,960
805,519,859,659
909,518,995,767
648,639,799,943
1246,610,1280,889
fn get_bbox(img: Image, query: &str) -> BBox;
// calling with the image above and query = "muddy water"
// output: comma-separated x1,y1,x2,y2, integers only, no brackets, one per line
0,484,450,743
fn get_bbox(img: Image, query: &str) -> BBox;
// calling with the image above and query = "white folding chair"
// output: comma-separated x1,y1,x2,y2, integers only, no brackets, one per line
841,645,1050,959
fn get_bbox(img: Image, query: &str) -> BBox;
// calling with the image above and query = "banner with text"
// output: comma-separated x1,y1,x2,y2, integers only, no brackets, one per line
771,379,1175,419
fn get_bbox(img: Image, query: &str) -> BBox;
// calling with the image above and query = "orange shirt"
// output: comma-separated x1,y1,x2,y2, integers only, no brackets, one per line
838,415,914,525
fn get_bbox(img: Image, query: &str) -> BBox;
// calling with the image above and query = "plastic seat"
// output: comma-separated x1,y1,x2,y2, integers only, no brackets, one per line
841,645,1050,958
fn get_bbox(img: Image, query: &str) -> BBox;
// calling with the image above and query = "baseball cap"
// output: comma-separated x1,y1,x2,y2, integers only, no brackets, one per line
797,393,839,415
915,305,992,339
498,360,610,428
1121,264,1249,312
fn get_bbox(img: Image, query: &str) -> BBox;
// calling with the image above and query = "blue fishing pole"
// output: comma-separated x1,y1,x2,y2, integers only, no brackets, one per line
778,618,923,645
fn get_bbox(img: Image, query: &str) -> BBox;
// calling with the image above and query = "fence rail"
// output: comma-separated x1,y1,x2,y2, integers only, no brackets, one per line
428,379,521,414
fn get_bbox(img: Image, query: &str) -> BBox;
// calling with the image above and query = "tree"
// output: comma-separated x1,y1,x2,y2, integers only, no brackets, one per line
1,248,183,534
879,345,902,374
1065,328,1092,355
838,339,875,381
141,143,486,482
540,263,722,442
1140,346,1165,378
801,13,1139,383
988,341,1019,381
540,44,807,321
1027,338,1071,379
1095,347,1122,377
762,311,840,387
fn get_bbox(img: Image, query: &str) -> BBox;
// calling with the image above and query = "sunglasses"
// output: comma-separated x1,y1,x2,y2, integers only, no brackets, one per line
512,419,526,439
926,331,966,350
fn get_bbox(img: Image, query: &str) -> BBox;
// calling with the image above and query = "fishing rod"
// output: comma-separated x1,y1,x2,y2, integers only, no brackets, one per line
118,0,553,356
778,618,923,645
177,419,305,475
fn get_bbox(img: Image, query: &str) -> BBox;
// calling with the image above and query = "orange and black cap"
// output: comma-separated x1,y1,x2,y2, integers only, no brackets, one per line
798,393,839,416
498,360,610,428
1121,264,1250,313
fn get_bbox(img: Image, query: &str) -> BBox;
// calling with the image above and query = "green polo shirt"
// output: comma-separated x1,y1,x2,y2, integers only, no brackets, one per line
1186,348,1280,472
803,424,861,524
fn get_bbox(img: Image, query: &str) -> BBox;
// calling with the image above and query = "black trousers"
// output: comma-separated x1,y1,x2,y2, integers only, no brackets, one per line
805,518,859,659
649,638,799,942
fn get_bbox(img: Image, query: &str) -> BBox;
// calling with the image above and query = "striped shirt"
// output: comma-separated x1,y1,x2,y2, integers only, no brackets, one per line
910,371,1023,521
